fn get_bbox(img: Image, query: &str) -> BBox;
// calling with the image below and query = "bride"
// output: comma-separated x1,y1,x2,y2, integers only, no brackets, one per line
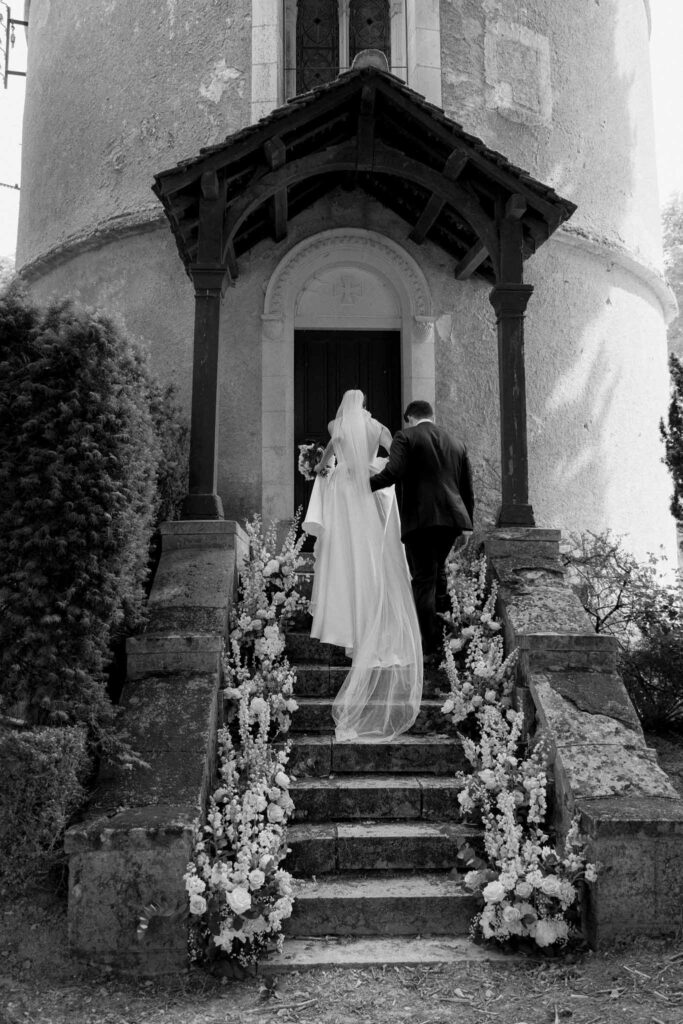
302,389,423,743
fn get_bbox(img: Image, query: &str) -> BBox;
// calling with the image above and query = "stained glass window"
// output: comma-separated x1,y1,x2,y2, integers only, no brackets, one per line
296,0,340,93
349,0,390,66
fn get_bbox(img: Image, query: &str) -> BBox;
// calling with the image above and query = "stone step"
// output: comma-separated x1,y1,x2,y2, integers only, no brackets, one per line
294,663,448,699
263,934,523,971
284,873,481,937
285,632,350,665
289,697,449,735
286,820,481,875
287,733,466,777
290,775,463,822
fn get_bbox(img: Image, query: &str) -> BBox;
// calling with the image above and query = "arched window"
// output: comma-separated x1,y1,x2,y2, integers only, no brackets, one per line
349,0,391,66
287,0,399,98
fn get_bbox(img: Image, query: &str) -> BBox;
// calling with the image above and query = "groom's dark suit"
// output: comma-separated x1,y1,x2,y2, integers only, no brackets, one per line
370,420,474,655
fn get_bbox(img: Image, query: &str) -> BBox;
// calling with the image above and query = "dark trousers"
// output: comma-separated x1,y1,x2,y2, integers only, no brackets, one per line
403,526,458,655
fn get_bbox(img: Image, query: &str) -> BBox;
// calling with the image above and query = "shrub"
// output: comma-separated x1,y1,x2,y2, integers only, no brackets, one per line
0,725,89,887
561,531,683,731
0,289,171,746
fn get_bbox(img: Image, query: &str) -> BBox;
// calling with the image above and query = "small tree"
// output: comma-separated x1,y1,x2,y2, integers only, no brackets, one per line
660,353,683,525
0,290,175,746
562,531,683,731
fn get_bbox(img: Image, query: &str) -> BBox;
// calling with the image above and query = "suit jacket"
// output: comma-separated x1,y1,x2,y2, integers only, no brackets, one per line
370,421,474,539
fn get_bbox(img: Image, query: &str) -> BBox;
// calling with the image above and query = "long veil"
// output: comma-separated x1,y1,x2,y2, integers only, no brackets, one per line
326,390,423,742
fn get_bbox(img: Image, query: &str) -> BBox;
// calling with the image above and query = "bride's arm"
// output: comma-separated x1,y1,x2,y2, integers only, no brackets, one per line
314,421,337,474
378,423,393,454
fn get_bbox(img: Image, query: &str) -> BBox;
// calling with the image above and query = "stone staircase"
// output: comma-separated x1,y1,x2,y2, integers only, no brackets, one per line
259,563,487,969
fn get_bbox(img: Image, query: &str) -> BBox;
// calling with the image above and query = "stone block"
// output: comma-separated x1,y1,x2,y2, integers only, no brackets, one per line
332,736,465,775
530,670,642,732
286,823,337,875
126,634,224,679
335,822,473,871
419,777,465,820
287,736,333,777
290,698,334,733
291,777,422,821
65,805,195,974
294,664,333,697
529,674,643,753
285,875,480,937
555,744,679,805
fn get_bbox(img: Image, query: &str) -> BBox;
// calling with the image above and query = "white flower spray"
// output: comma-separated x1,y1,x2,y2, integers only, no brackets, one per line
441,550,598,950
184,513,307,968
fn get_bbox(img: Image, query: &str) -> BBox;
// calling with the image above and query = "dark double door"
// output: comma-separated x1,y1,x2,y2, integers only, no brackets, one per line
294,329,402,517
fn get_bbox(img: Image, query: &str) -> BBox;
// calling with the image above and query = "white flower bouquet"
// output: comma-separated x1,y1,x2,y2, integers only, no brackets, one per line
297,441,329,480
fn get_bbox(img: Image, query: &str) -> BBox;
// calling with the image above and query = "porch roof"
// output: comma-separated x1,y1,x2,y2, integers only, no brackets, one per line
153,65,576,285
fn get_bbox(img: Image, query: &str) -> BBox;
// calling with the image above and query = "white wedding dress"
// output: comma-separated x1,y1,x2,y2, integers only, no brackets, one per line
303,391,423,743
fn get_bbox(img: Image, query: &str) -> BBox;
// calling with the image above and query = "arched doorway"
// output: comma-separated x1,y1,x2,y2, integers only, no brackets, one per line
260,229,436,524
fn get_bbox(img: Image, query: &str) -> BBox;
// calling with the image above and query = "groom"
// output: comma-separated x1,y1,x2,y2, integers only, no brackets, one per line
370,399,474,658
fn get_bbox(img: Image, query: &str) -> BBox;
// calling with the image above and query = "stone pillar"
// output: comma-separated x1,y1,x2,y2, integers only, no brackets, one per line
489,283,535,527
183,268,226,519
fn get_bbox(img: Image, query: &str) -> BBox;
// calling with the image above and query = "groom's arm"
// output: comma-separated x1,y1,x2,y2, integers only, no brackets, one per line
370,431,409,491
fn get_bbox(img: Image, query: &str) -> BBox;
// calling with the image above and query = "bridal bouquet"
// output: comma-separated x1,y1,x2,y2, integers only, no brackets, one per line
297,442,327,481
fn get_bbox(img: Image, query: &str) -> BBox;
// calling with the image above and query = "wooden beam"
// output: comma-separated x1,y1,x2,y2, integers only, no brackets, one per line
454,241,488,280
409,150,468,243
356,84,375,171
505,194,527,220
221,139,500,269
270,188,288,242
409,194,444,243
264,136,287,170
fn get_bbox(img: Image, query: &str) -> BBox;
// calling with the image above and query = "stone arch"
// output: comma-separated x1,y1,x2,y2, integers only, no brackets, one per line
261,228,435,522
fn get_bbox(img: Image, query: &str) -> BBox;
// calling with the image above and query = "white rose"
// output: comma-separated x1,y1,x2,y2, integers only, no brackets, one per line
185,875,206,896
272,591,286,605
251,696,268,715
189,894,207,916
540,875,563,899
274,896,293,918
515,880,533,899
259,854,276,873
248,869,266,890
478,769,497,790
584,863,598,883
533,918,563,947
227,887,252,916
263,559,280,577
274,771,290,789
482,880,506,904
267,803,285,823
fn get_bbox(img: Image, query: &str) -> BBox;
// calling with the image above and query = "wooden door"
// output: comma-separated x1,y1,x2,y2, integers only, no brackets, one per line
294,329,402,519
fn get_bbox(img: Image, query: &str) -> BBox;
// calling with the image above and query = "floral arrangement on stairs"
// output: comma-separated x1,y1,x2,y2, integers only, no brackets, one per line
440,551,598,951
184,514,307,971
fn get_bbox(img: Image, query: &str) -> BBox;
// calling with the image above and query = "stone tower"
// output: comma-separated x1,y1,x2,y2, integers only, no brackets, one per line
17,0,675,558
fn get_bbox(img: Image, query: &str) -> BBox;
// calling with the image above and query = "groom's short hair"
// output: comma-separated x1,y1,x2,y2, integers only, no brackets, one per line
404,400,434,422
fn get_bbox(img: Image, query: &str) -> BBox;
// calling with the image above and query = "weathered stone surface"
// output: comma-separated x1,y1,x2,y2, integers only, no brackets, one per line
264,935,525,970
127,634,224,679
286,633,349,665
285,875,481,937
530,670,642,733
292,776,422,821
290,698,453,735
66,805,195,974
529,674,643,750
418,776,465,820
287,735,333,777
555,743,679,803
89,673,219,813
286,823,337,874
335,821,479,871
332,736,465,775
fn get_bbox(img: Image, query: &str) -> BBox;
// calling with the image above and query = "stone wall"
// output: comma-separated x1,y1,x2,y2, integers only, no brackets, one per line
64,521,248,973
485,527,683,945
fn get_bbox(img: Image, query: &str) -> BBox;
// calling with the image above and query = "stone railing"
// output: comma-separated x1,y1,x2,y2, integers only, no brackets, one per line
65,520,248,974
485,527,683,945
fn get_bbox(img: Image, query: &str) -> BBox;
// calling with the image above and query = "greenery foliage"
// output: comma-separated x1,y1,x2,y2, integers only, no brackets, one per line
562,531,683,731
0,725,89,886
660,353,683,525
0,288,186,749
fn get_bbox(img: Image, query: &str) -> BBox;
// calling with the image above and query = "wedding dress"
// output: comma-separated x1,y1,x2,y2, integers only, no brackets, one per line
303,390,423,743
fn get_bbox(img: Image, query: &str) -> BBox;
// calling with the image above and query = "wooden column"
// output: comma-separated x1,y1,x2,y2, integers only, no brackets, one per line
182,172,229,520
490,195,535,527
